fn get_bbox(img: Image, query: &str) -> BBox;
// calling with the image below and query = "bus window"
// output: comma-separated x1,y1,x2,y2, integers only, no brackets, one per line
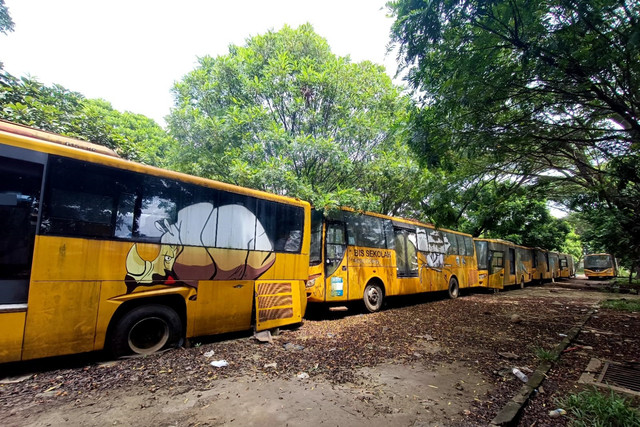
475,240,488,270
0,156,43,305
345,213,387,249
416,227,428,252
395,229,418,277
456,234,467,256
309,210,323,265
490,251,504,274
325,222,346,276
446,232,458,255
509,248,515,274
464,236,474,257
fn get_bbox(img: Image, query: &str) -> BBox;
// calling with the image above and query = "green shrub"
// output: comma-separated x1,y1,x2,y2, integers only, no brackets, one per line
560,388,640,426
601,299,640,312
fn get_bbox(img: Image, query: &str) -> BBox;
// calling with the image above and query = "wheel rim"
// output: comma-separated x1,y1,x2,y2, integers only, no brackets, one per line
450,280,459,297
366,286,381,309
128,316,170,354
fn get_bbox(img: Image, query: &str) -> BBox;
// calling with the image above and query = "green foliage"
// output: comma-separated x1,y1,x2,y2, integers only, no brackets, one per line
167,24,416,214
421,172,577,251
0,0,14,36
533,346,558,363
0,71,175,165
389,0,639,267
601,299,640,312
560,388,640,426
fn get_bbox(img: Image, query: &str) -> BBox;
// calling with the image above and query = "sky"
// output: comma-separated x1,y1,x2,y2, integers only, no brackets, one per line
1,0,399,126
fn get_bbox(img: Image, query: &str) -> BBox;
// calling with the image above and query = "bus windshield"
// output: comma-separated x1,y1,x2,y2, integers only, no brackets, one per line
584,255,612,269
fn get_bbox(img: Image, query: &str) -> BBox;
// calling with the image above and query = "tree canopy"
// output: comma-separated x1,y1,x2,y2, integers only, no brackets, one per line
389,0,639,264
167,24,420,214
0,0,13,36
0,71,174,165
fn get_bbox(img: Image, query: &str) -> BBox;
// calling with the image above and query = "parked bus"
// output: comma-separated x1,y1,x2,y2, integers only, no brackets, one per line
0,120,310,363
307,208,479,312
532,248,553,283
474,239,535,290
558,253,575,278
583,253,618,279
549,251,560,280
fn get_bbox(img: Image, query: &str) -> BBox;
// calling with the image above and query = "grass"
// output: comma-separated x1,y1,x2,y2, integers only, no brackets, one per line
534,346,558,363
600,299,640,312
559,388,640,427
613,277,640,287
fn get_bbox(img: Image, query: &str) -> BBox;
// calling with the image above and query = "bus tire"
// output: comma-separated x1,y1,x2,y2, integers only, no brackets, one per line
363,282,384,312
448,277,459,299
110,304,182,358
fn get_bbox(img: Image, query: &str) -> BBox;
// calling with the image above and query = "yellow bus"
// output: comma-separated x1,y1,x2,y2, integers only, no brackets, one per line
474,239,535,290
306,208,479,311
532,248,553,283
584,253,618,279
0,120,310,363
558,253,575,278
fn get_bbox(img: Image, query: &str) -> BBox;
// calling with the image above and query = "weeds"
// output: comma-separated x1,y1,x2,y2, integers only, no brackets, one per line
559,388,640,427
601,299,640,313
534,346,558,362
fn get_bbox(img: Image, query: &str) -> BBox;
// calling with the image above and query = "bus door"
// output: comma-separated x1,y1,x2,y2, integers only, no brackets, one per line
508,248,516,285
324,221,348,301
394,227,420,293
0,149,45,362
488,250,505,289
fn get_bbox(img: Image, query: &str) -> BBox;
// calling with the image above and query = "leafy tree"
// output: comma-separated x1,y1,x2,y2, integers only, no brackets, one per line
389,0,639,265
0,0,14,70
168,24,415,214
0,71,174,165
0,0,13,36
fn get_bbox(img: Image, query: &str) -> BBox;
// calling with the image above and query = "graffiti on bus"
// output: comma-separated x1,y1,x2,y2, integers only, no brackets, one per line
124,202,275,293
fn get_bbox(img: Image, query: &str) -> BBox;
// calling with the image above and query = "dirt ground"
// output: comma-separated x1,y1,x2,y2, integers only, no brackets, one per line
1,278,639,426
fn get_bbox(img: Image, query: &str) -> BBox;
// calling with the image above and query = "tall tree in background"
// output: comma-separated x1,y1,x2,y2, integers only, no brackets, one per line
0,0,13,35
0,0,14,69
168,24,419,214
0,71,174,165
389,0,638,264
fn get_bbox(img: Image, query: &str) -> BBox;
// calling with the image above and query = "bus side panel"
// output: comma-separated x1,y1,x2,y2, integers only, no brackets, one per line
194,280,253,335
0,311,26,363
347,246,396,300
22,281,100,360
466,256,480,288
260,253,310,282
447,254,465,288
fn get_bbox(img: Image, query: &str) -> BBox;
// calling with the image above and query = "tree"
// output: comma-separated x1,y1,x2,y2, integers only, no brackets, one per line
0,71,174,165
0,0,13,35
0,0,14,70
388,0,639,265
167,24,416,214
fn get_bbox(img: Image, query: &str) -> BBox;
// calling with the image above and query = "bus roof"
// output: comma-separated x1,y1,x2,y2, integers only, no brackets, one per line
0,119,119,158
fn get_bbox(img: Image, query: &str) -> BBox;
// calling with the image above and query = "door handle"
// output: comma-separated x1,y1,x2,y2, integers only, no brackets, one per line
342,266,347,271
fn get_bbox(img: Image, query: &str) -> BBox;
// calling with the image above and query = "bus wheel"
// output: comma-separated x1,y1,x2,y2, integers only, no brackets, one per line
363,282,384,312
110,304,182,358
448,277,459,299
